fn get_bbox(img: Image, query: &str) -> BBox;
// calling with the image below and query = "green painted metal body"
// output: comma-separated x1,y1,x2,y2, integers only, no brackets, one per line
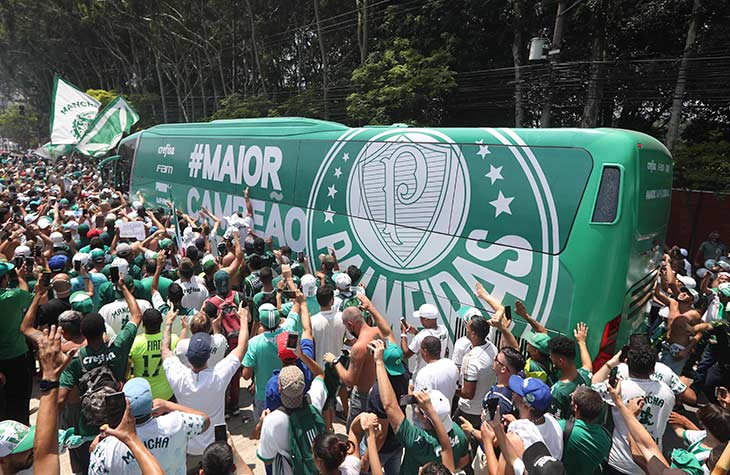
119,118,673,360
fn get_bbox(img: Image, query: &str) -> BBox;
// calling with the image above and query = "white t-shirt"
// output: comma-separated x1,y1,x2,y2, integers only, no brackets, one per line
339,455,361,475
99,299,151,336
176,275,209,312
257,377,328,475
413,358,460,401
452,336,472,368
616,362,687,395
593,378,675,475
408,326,449,376
535,413,563,460
508,419,544,450
457,341,498,415
88,411,207,475
162,352,242,455
311,309,346,365
174,334,229,368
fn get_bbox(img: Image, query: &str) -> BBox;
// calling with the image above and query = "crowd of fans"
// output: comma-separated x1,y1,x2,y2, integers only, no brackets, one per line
1,153,730,475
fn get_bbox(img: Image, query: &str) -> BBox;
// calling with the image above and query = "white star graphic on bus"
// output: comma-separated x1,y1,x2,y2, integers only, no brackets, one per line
485,164,503,184
334,167,342,178
323,205,335,223
342,152,350,162
490,191,514,217
476,140,491,159
327,184,338,198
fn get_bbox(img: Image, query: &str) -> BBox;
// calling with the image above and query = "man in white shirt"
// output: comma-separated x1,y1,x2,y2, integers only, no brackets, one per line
174,312,229,369
413,336,459,401
455,315,498,429
400,304,449,378
176,257,209,312
257,364,328,475
98,276,151,335
161,303,249,470
592,345,675,475
507,375,564,460
310,285,346,365
88,378,210,475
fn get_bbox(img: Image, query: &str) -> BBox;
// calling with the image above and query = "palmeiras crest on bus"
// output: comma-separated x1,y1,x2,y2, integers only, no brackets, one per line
347,131,469,273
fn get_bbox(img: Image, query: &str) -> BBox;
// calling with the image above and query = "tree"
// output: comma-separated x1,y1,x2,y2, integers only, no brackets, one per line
0,106,40,148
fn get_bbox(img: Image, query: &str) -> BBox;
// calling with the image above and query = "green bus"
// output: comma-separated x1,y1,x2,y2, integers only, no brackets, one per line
118,117,673,366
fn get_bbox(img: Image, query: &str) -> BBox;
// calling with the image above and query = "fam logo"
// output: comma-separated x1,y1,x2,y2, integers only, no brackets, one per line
156,164,173,175
157,144,175,157
307,127,561,340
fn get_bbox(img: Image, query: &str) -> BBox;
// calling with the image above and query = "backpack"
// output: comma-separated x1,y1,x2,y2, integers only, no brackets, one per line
277,401,326,475
78,351,120,427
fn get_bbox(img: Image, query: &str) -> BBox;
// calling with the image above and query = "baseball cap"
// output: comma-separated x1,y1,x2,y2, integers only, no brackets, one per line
116,243,132,258
159,238,173,250
0,421,35,457
457,305,483,322
73,252,90,267
301,274,317,297
90,249,105,263
719,282,730,298
508,375,552,412
70,291,94,314
50,231,64,245
525,332,551,355
676,275,696,289
258,303,280,330
522,442,566,475
202,256,217,272
0,262,14,278
187,332,212,367
123,378,153,419
49,254,68,272
51,274,72,298
423,389,452,432
13,245,30,258
58,310,82,325
413,303,439,320
111,257,129,276
37,216,52,230
276,332,298,363
86,228,102,238
279,365,305,409
705,259,717,270
383,342,406,376
334,272,351,291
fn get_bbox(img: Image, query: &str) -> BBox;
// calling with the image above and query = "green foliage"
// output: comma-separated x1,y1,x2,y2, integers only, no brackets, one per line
0,106,39,148
346,38,456,126
85,89,117,109
208,94,277,121
673,141,730,192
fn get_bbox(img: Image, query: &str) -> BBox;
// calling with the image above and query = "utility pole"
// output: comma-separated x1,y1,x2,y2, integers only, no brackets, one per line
540,0,567,128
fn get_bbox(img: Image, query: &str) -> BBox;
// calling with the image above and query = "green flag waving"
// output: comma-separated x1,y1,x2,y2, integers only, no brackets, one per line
75,96,139,158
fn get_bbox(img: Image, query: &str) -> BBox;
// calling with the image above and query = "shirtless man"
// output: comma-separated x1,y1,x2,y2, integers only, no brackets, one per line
324,306,381,429
655,260,702,375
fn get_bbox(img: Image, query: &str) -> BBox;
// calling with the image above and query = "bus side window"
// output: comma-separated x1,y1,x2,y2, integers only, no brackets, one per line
591,165,622,224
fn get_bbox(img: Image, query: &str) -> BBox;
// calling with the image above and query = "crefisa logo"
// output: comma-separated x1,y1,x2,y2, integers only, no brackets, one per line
157,144,175,158
307,127,560,339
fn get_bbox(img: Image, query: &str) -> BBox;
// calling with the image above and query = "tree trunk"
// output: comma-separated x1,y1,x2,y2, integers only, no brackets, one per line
245,0,267,97
313,0,329,119
666,0,702,151
154,53,169,123
357,0,369,64
580,2,607,128
511,0,525,127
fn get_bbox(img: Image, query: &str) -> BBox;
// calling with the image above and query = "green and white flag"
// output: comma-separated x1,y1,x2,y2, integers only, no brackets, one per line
75,96,139,158
34,142,74,160
49,76,100,145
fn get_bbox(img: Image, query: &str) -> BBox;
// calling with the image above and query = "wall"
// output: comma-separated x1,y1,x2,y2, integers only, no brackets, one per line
666,189,730,262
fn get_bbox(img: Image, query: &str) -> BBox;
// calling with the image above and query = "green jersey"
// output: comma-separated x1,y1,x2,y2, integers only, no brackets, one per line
243,271,262,300
559,418,612,475
130,332,179,400
396,419,469,475
251,289,277,323
139,275,173,302
550,367,593,419
0,288,33,359
60,321,138,436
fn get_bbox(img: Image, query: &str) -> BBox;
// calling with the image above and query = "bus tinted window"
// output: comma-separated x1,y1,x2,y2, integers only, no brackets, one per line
592,166,621,223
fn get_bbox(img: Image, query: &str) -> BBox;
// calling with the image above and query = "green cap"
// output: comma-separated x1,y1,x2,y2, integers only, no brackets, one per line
457,305,483,322
159,238,173,250
383,343,406,376
525,332,551,355
70,291,94,314
0,262,15,278
0,421,34,456
258,303,280,330
90,249,105,263
719,282,730,297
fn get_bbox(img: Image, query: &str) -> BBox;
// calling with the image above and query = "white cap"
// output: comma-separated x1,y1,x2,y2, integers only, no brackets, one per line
413,303,439,320
50,231,64,244
37,216,52,230
334,272,352,291
110,257,129,276
424,389,452,431
677,274,697,289
23,214,36,225
13,245,30,257
301,274,318,298
201,254,216,266
73,252,90,266
105,213,116,221
680,248,688,257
